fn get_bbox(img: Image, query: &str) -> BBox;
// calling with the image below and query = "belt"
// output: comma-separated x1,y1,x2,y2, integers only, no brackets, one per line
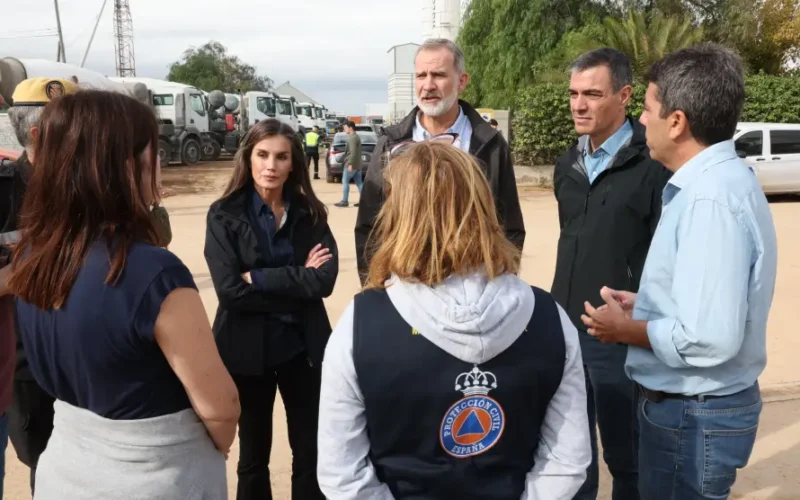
638,384,723,403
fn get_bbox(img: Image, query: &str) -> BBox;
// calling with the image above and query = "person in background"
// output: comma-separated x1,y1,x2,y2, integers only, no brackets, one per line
205,119,338,500
3,77,79,496
318,142,590,499
305,125,322,180
334,121,362,208
355,38,525,284
582,44,777,500
550,48,671,500
11,90,240,499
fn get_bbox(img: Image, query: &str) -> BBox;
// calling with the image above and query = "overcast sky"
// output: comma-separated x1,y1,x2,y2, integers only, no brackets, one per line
1,0,424,114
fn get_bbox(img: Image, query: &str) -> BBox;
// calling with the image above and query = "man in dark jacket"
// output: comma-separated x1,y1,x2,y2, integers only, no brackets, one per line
355,39,525,283
551,49,671,500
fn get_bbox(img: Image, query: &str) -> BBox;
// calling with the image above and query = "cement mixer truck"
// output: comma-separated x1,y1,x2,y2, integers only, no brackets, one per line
0,57,149,104
0,56,151,156
111,77,220,165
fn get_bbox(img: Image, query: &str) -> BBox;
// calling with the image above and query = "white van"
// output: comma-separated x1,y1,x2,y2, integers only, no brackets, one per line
734,122,800,195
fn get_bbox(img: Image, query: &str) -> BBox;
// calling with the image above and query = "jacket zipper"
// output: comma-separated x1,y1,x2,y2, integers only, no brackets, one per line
626,262,634,290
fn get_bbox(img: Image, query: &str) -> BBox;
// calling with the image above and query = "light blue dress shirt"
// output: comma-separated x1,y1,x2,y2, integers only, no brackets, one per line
625,140,778,397
413,106,473,153
583,120,633,184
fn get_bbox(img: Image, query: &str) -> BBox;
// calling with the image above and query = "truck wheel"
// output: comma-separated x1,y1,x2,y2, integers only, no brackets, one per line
210,141,222,161
202,141,221,161
326,171,335,183
180,138,201,166
158,140,170,166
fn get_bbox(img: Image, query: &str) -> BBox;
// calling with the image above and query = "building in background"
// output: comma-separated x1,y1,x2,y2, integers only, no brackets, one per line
274,81,321,106
387,43,420,124
422,0,468,41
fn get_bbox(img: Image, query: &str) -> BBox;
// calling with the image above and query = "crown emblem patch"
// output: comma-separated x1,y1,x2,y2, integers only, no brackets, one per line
439,365,505,458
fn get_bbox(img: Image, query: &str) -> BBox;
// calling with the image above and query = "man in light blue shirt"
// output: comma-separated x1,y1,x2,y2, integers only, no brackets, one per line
583,119,632,184
581,44,777,499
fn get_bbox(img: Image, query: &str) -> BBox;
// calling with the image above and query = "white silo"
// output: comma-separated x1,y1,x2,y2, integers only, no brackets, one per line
421,0,463,42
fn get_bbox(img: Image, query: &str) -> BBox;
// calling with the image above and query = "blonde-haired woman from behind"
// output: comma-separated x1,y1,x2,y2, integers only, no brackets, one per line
317,142,591,500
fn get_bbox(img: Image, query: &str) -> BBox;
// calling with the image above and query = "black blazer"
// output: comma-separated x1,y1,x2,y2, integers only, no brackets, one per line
204,188,339,375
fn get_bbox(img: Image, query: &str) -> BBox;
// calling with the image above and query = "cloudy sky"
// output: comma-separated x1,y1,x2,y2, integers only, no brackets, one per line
1,0,424,114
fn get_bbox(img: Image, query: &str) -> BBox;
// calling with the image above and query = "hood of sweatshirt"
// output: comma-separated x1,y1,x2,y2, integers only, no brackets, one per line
385,271,535,365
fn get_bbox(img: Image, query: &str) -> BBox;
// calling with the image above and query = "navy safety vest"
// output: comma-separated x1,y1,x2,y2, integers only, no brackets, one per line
353,286,566,500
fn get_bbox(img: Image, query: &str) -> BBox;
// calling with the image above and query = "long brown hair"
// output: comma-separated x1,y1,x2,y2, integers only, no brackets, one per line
9,90,162,309
365,142,520,288
221,119,327,224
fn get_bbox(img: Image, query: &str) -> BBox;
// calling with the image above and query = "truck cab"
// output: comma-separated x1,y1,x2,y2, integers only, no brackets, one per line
295,101,317,131
111,77,209,166
313,105,327,130
276,94,299,132
245,91,279,125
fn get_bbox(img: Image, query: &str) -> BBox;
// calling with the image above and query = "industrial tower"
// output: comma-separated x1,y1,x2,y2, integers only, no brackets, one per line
421,0,465,41
113,0,136,77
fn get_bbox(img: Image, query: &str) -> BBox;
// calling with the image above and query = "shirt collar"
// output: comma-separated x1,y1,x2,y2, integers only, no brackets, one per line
414,106,468,140
668,140,737,191
583,119,633,158
251,186,291,215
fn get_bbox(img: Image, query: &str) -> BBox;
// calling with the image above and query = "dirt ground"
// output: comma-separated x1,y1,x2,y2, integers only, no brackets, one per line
4,159,800,499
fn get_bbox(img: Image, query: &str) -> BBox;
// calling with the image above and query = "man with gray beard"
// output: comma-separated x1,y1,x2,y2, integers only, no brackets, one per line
354,39,525,284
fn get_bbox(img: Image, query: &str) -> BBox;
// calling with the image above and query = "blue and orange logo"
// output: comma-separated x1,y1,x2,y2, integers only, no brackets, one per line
439,366,505,458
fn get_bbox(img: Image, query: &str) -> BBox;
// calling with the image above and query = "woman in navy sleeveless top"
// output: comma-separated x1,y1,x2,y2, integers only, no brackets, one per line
10,90,240,499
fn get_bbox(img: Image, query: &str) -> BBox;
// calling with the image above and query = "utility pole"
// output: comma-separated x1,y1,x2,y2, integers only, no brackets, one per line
81,0,109,67
113,0,137,77
54,0,67,63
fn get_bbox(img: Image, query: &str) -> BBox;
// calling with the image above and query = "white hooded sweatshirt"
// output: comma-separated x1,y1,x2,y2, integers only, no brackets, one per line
317,272,591,499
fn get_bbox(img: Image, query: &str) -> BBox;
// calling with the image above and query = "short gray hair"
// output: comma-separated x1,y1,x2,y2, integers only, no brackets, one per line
8,106,43,149
571,48,633,92
645,43,744,146
416,38,466,74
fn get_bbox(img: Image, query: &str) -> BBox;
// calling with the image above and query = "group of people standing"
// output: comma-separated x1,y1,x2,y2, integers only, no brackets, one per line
0,36,777,500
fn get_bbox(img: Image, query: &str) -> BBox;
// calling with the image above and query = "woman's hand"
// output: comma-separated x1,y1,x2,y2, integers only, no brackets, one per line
241,272,252,284
305,244,332,269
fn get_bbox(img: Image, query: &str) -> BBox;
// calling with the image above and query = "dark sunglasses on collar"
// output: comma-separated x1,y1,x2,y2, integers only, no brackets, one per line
389,133,460,159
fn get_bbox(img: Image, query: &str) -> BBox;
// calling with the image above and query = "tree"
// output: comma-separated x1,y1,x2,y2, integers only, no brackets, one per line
458,0,609,108
167,41,273,93
592,10,704,78
720,0,800,74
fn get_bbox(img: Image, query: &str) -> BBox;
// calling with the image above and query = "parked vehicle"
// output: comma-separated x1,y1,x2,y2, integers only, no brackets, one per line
325,131,378,183
734,122,800,195
354,124,376,133
296,101,317,131
112,77,212,166
277,94,300,132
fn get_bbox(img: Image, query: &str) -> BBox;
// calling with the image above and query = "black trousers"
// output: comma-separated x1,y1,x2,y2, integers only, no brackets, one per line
307,152,319,175
8,379,55,495
234,354,324,500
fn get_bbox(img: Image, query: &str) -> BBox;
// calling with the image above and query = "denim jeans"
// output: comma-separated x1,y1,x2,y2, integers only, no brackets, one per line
573,332,640,500
638,383,761,500
0,412,8,499
342,167,363,203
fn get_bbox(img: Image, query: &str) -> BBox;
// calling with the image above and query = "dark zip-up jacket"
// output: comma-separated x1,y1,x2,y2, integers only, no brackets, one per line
551,118,672,330
204,188,339,374
354,100,525,283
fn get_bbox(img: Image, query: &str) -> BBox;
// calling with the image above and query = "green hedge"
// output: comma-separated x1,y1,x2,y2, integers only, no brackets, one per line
512,75,800,165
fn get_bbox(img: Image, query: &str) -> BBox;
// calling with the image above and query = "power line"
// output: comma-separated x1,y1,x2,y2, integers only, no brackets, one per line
0,33,58,40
